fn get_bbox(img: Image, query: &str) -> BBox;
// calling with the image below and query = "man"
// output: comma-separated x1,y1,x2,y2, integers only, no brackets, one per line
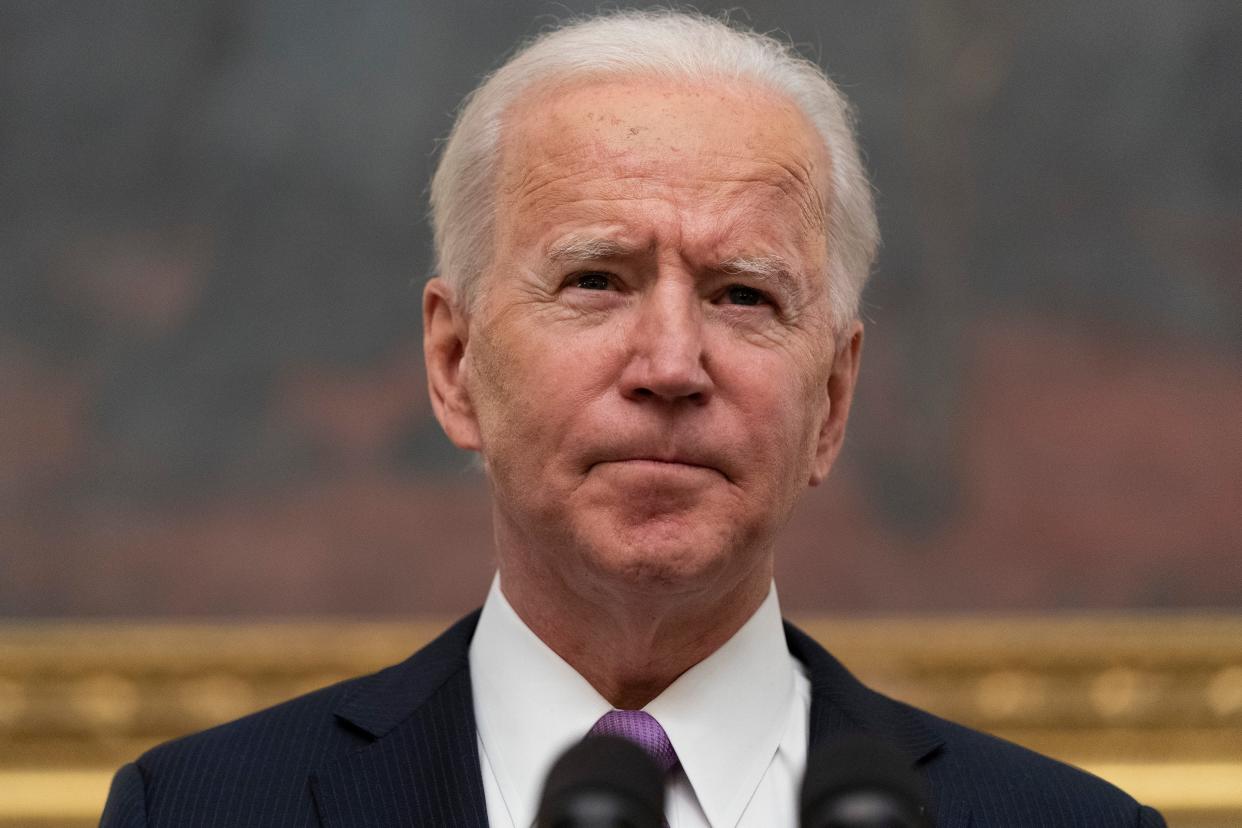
102,10,1164,827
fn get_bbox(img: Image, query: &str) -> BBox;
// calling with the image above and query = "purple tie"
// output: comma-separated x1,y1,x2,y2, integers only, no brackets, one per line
589,709,680,775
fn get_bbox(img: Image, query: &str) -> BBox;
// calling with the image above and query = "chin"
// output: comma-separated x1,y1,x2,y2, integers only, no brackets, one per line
575,518,742,594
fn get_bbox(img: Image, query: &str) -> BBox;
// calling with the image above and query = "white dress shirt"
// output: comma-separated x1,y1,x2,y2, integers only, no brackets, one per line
469,576,811,828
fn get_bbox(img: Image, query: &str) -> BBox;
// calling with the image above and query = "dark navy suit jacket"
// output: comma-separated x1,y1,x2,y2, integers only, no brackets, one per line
101,612,1166,827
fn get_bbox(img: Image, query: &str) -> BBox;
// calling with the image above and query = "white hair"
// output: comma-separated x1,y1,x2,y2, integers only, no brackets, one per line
429,9,878,331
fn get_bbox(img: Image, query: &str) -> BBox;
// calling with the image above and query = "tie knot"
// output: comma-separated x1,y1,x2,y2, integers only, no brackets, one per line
589,709,679,775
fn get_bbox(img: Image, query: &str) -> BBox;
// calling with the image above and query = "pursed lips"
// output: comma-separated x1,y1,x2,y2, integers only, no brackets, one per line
588,455,731,482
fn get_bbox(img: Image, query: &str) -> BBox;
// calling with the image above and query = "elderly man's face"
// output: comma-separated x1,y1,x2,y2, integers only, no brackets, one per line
427,76,861,602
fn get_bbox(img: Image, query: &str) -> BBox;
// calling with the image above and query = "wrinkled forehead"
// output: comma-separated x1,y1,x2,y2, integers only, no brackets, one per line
493,73,833,229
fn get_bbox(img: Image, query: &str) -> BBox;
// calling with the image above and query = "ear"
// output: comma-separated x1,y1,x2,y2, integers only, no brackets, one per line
423,277,481,451
809,321,863,486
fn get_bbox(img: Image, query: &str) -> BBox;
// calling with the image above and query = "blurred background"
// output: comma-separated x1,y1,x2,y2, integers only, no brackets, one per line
3,0,1240,618
2,2,1240,823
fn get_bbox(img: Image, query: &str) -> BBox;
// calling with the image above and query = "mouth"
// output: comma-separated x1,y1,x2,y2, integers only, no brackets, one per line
627,457,712,468
589,457,729,482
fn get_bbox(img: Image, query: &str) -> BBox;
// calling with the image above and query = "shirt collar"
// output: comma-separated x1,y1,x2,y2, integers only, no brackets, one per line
469,577,612,828
646,582,796,827
469,576,796,828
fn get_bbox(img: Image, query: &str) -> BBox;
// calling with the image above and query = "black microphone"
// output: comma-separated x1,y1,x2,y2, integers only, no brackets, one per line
536,735,666,828
800,735,932,828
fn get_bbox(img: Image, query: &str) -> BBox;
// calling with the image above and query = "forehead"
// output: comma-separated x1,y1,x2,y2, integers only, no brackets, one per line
493,75,831,261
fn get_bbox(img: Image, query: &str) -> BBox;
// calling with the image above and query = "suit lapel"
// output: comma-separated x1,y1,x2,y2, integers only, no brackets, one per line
786,622,941,757
311,613,489,828
785,622,970,828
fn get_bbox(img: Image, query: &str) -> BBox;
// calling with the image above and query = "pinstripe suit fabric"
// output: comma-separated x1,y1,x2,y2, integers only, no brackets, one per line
100,613,1165,827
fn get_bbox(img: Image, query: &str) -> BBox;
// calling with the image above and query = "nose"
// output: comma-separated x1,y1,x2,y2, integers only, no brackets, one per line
619,280,713,405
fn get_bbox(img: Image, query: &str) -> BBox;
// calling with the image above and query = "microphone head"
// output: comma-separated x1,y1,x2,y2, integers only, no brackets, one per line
800,734,932,828
536,734,666,828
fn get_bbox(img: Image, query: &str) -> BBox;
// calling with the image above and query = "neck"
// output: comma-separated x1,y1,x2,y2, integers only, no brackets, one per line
499,551,772,710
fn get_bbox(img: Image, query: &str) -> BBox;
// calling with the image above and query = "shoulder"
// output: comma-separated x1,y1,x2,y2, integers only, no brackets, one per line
912,705,1164,826
137,673,363,774
110,612,481,826
125,670,377,825
784,622,1165,827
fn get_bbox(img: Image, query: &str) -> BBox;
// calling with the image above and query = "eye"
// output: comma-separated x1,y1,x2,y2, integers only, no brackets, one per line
722,284,768,306
570,271,613,290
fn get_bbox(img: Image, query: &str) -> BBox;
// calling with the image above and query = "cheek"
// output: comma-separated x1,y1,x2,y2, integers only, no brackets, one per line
732,354,827,472
465,323,603,459
463,329,534,453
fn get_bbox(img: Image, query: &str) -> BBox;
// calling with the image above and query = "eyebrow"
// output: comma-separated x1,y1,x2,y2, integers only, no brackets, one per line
545,236,641,264
719,255,804,303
